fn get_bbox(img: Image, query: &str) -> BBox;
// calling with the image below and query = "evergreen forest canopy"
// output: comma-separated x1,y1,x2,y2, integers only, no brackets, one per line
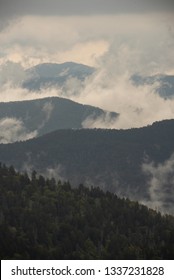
0,163,174,260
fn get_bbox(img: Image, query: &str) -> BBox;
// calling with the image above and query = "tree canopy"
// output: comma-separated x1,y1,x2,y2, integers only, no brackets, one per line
0,163,174,260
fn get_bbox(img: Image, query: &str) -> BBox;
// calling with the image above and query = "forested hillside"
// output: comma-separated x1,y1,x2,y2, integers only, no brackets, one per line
0,164,174,260
0,119,174,212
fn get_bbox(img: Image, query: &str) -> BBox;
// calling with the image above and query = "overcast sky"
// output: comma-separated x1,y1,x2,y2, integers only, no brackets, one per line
0,0,174,129
0,1,174,34
1,0,174,17
0,0,174,67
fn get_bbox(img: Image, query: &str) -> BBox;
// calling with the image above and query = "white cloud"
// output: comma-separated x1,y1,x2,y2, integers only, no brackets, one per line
0,12,173,129
0,61,27,86
64,45,174,128
142,154,174,215
0,83,61,102
42,101,54,121
36,100,54,131
82,112,118,129
0,15,110,67
0,13,173,69
0,117,37,143
1,57,174,129
45,165,66,182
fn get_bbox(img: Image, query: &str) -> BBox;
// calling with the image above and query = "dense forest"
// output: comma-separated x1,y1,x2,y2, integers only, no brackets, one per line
0,163,174,260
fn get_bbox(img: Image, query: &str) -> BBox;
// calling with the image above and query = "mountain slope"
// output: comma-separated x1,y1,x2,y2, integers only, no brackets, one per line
23,62,95,91
0,164,174,260
0,96,118,143
0,119,174,213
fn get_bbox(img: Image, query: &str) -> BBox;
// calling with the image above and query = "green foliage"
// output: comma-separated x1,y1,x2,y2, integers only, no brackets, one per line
0,163,174,260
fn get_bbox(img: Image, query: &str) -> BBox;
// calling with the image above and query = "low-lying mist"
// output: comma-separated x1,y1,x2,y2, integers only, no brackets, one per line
0,62,174,130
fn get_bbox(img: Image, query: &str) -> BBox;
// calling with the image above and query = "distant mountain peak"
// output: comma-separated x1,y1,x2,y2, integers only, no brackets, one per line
23,62,95,91
26,62,95,78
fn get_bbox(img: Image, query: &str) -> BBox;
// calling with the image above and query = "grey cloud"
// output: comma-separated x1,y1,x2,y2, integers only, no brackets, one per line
45,164,66,182
142,154,174,215
42,101,54,122
1,0,174,25
37,101,54,130
0,117,37,143
0,61,27,86
21,161,66,183
82,111,118,129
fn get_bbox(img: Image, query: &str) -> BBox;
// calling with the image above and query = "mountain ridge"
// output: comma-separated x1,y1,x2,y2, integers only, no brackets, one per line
23,62,95,91
0,96,118,143
0,118,174,214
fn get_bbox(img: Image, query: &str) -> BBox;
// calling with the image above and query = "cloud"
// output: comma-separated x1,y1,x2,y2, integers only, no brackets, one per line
0,12,173,68
60,42,174,129
45,165,66,182
55,40,109,67
21,157,66,182
0,10,173,129
0,81,61,102
1,0,174,22
82,112,118,129
0,61,27,86
42,101,54,122
0,117,37,143
36,100,54,131
0,15,111,67
142,154,174,215
0,45,174,129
